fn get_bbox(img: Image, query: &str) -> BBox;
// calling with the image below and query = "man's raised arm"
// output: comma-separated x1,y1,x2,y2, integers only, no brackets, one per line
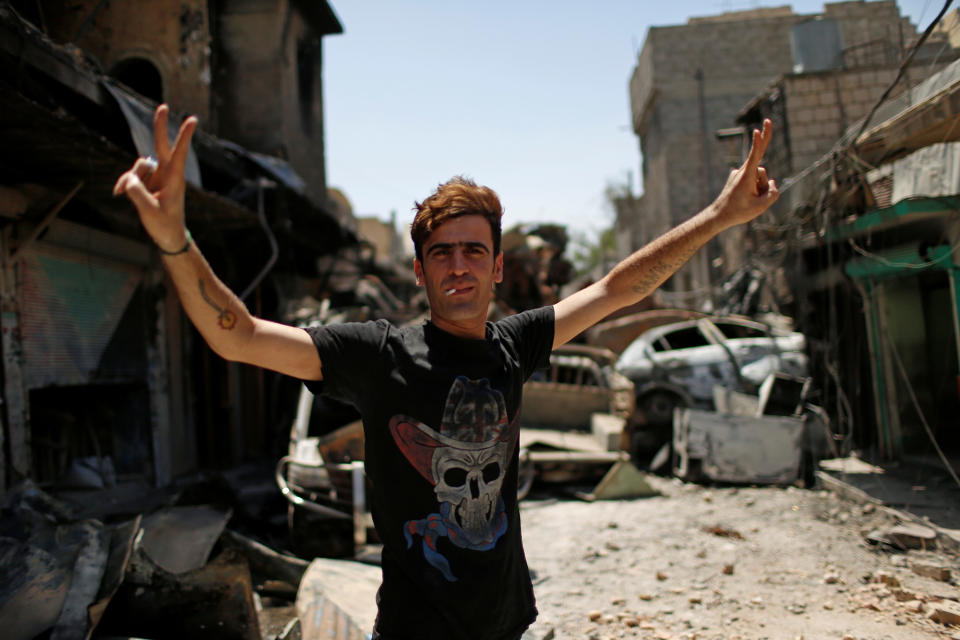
114,105,323,381
552,119,780,348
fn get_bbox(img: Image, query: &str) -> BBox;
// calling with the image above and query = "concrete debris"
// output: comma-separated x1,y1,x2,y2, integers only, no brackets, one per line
890,587,918,601
901,599,924,613
888,524,938,550
871,570,900,588
910,561,952,582
0,476,334,640
585,460,658,501
296,557,381,639
928,600,960,626
701,525,744,540
140,505,231,574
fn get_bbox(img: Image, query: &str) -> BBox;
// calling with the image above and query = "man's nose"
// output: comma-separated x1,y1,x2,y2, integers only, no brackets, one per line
450,249,468,273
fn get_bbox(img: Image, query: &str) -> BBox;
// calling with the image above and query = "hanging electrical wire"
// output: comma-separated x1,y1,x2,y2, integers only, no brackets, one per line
851,0,956,144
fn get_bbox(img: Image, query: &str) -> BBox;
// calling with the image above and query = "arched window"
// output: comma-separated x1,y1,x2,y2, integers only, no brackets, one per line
110,58,163,103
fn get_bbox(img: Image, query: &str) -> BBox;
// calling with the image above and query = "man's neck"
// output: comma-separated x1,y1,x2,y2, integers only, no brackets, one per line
428,315,488,340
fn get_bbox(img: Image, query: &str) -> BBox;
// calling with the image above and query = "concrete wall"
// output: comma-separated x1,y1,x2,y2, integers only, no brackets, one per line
785,57,958,173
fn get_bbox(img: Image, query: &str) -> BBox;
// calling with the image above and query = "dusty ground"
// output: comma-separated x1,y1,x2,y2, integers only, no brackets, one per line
519,477,960,640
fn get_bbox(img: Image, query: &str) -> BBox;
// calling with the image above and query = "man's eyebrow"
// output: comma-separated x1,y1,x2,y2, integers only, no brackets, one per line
425,241,490,255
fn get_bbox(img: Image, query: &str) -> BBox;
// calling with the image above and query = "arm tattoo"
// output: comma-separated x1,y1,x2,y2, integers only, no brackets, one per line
198,279,238,330
629,245,699,295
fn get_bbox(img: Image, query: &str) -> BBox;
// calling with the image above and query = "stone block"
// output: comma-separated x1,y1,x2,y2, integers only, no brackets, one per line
888,524,937,549
929,601,960,626
839,74,860,91
791,108,813,125
910,562,952,582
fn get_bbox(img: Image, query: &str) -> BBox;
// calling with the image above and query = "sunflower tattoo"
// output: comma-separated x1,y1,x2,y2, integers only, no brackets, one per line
198,279,237,330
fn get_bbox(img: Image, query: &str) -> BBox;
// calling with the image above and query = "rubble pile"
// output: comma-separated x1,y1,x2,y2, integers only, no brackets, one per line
0,473,367,640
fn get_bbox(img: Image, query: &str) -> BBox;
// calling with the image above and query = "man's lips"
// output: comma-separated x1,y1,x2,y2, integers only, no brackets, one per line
444,284,475,296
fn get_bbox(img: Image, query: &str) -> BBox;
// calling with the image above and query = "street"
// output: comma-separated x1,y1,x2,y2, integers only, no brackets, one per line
519,476,960,640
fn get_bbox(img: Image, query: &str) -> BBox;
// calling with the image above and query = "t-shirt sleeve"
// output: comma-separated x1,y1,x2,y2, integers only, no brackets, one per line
301,319,389,405
496,306,555,381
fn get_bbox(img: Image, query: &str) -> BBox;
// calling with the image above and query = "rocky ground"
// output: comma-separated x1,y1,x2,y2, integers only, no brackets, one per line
519,476,960,640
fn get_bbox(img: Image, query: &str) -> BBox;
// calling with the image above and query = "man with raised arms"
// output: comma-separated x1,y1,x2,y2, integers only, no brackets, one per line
114,105,778,640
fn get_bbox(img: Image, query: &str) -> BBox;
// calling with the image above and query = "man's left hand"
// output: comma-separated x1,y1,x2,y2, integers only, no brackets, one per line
711,118,779,229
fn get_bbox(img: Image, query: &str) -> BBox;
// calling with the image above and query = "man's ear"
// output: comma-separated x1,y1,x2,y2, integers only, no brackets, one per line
493,252,504,284
414,258,424,286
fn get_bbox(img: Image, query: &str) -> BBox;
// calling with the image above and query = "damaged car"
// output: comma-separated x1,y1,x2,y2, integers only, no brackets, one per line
615,315,808,460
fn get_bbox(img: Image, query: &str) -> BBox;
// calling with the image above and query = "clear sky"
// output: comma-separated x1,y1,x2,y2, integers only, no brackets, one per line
323,1,940,237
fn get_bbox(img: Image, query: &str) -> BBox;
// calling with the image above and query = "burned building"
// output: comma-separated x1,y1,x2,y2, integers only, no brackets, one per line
626,1,927,310
735,9,960,461
0,0,353,493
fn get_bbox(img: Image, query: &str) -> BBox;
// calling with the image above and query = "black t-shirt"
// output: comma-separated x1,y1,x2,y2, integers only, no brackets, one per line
304,306,555,640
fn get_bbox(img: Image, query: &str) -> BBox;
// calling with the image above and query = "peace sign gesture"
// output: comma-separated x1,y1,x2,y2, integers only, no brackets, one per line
712,118,779,229
113,104,198,254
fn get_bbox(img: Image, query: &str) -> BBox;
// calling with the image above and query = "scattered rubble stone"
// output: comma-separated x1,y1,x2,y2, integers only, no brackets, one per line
701,525,743,540
910,561,951,582
638,593,654,601
888,524,937,550
824,572,842,584
928,601,960,626
722,563,735,575
871,570,900,587
588,610,603,622
656,571,669,581
890,587,917,601
901,599,924,613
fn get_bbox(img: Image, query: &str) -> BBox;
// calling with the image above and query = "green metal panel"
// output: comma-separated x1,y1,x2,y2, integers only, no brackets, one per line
825,197,958,242
845,245,954,281
19,244,142,389
845,243,960,459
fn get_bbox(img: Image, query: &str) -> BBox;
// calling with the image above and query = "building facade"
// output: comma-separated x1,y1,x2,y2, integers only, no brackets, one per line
0,1,349,492
627,1,921,309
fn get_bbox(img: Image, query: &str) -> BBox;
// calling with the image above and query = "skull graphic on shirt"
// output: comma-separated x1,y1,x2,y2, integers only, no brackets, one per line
389,376,516,580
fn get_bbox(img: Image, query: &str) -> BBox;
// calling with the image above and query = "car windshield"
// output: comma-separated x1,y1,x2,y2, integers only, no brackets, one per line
661,326,710,350
712,320,769,339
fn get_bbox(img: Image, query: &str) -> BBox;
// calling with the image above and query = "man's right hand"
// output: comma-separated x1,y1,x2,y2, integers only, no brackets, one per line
113,104,198,253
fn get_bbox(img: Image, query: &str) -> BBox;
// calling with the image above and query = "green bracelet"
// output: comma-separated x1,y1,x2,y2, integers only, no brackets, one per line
159,230,193,256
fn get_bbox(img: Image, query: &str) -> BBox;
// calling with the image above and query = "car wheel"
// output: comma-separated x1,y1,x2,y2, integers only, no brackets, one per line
640,391,682,425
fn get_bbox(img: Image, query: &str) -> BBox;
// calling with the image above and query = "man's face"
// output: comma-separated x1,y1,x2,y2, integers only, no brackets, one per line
414,215,503,338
